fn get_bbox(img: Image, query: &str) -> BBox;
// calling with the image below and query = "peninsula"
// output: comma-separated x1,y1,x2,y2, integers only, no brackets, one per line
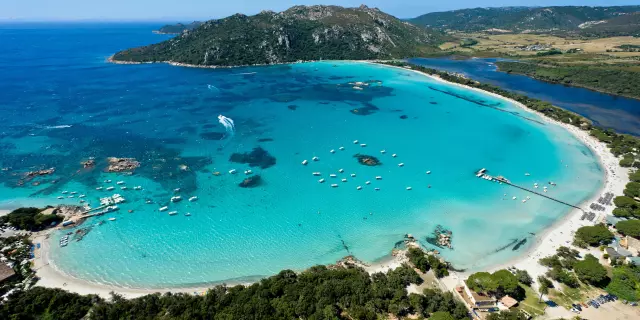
111,5,445,67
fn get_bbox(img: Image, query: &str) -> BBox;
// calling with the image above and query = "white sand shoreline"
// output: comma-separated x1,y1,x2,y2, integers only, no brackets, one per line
382,62,629,290
30,60,628,299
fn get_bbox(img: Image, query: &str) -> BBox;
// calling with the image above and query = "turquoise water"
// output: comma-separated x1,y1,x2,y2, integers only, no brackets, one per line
0,24,603,288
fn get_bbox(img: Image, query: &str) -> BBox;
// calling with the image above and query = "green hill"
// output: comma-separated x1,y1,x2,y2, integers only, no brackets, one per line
113,5,445,67
410,6,640,33
580,12,640,37
154,21,203,34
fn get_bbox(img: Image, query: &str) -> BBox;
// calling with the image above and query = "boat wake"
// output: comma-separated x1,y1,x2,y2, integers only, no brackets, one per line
218,115,235,138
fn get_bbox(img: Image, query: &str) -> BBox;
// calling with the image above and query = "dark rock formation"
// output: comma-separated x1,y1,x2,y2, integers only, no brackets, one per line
106,157,140,172
399,115,408,119
350,102,379,116
239,174,261,188
229,147,276,169
354,154,382,166
287,105,298,111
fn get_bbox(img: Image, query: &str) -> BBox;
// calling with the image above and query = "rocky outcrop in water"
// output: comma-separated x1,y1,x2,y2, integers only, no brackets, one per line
354,154,381,166
229,147,276,169
106,157,140,172
239,175,261,188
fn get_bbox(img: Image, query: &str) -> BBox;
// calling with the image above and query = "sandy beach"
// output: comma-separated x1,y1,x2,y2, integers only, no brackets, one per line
29,61,628,299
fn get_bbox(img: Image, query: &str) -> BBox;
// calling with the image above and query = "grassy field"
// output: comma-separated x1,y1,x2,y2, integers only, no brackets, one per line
518,285,547,317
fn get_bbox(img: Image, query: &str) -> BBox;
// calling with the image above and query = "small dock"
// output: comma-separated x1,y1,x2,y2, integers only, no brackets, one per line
476,169,583,212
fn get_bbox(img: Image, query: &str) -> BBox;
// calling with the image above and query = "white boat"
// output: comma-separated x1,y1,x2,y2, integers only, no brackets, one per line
331,184,339,188
171,196,182,203
174,188,181,192
341,178,347,182
330,149,335,153
312,172,321,176
319,178,325,183
375,176,382,180
244,170,252,175
329,174,337,178
522,200,527,203
398,163,404,167
374,188,380,191
188,196,198,202
96,187,103,190
426,171,431,174
301,160,308,165
116,181,125,185
62,191,68,194
356,186,362,190
70,191,77,195
133,186,142,190
120,186,127,190
365,181,371,185
145,200,153,204
79,194,86,198
353,140,359,144
380,150,386,154
352,86,363,90
312,156,319,161
339,147,345,150
67,195,74,198
168,211,178,216
57,196,64,199
392,154,397,158
108,218,116,221
185,212,191,216
229,169,237,174
512,196,517,200
406,187,412,190
104,179,112,183
525,173,531,176
338,169,344,173
350,173,356,177
360,143,367,147
79,200,85,203
159,206,168,212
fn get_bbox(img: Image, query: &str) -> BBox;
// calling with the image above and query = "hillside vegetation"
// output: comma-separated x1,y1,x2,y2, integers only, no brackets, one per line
154,21,203,34
410,6,640,35
113,5,445,67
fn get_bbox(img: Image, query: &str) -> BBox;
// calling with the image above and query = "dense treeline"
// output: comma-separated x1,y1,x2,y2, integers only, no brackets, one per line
495,61,640,99
0,207,62,231
1,265,470,320
406,247,450,277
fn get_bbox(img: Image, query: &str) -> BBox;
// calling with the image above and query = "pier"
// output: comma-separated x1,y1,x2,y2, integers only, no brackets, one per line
476,169,584,212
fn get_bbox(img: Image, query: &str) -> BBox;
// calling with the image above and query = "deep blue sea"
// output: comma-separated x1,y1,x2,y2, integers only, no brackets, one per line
0,23,603,288
409,57,640,136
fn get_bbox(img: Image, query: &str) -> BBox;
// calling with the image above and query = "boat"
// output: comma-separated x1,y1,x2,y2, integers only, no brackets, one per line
116,181,125,185
70,191,77,195
79,200,85,203
188,196,198,202
67,195,75,198
62,191,68,194
341,178,347,182
229,169,237,174
312,156,319,161
106,186,114,191
512,196,517,200
339,147,345,150
185,212,191,216
426,171,431,174
120,186,127,190
330,149,335,153
159,206,168,212
398,163,404,167
331,184,339,188
133,186,142,190
352,86,363,90
168,211,178,216
329,174,337,178
525,173,531,176
353,140,359,144
365,181,371,185
244,170,252,175
96,187,103,190
380,150,386,154
312,172,321,176
374,188,380,191
301,160,308,165
350,173,356,177
360,143,367,147
319,178,325,183
356,186,362,190
57,196,64,199
522,200,527,203
375,176,382,180
406,187,412,190
174,188,181,192
338,169,344,173
171,196,182,203
392,154,397,158
108,218,116,221
145,200,153,204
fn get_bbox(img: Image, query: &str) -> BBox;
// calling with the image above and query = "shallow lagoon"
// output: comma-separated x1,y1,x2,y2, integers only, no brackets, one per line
0,24,602,288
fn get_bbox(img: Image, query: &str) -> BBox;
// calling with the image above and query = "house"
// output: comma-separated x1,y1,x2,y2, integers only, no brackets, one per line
0,263,15,284
499,295,519,309
462,282,498,311
606,246,633,264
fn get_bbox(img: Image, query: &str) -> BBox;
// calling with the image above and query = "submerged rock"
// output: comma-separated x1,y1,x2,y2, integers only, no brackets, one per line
239,174,261,188
200,132,226,140
257,138,273,142
81,159,95,168
350,102,379,116
399,115,408,119
25,167,55,179
106,157,140,172
229,147,276,169
287,105,298,111
354,154,382,166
